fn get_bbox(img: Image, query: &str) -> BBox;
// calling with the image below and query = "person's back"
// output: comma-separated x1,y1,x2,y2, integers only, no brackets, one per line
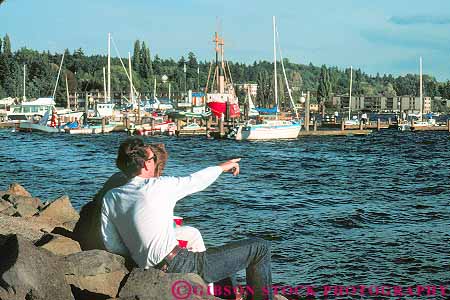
101,137,273,300
103,177,177,267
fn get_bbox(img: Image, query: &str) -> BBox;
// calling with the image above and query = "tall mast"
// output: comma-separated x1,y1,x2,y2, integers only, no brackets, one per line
107,32,111,103
348,66,353,120
52,52,65,101
128,52,134,105
103,67,107,102
65,74,70,110
214,32,219,92
23,64,26,102
419,56,423,121
273,16,278,118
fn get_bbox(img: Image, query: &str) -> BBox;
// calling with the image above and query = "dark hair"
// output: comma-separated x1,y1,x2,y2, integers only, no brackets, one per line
116,137,150,178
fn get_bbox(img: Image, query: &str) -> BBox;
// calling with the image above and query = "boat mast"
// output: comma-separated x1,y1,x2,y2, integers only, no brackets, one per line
23,64,26,102
273,16,278,119
103,67,107,102
128,52,134,106
52,52,65,102
419,56,423,121
348,66,353,121
65,74,70,110
107,32,111,103
276,26,299,119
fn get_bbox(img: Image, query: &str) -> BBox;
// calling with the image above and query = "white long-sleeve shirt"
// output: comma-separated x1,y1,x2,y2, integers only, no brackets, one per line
101,166,222,268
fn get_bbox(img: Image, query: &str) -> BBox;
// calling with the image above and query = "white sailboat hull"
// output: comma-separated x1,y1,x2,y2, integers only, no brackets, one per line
18,121,61,133
235,123,301,140
65,125,115,135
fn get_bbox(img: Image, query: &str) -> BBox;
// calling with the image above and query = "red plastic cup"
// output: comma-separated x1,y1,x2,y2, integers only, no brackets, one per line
178,240,188,248
173,216,183,227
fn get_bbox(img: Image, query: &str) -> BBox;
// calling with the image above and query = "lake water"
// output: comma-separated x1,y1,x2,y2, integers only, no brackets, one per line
0,129,449,290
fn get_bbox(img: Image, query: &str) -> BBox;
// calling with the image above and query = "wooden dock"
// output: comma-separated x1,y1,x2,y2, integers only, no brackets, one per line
298,129,372,137
411,126,450,131
0,122,16,129
175,129,208,136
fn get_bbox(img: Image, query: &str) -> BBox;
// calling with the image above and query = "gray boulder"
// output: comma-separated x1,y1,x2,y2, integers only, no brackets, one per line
64,250,128,299
0,234,74,300
0,215,51,242
119,268,218,300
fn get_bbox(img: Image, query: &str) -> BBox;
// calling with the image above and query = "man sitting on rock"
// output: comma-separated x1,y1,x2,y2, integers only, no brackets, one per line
100,137,273,300
73,143,206,254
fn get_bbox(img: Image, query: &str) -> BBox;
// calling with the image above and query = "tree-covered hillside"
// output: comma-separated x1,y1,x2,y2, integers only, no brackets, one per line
1,34,450,109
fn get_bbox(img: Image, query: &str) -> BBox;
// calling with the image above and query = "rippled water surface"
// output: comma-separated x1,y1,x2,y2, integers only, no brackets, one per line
1,129,449,287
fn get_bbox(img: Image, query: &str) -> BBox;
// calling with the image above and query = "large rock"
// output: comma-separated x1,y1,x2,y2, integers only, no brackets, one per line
0,234,74,300
0,215,54,242
2,194,42,209
0,195,40,218
35,233,81,256
0,198,12,212
0,206,17,217
13,202,39,217
35,195,79,226
64,250,128,299
5,183,32,197
118,268,218,300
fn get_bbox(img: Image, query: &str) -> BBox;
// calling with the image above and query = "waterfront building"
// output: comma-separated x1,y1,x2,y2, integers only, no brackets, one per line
331,95,432,113
235,83,258,98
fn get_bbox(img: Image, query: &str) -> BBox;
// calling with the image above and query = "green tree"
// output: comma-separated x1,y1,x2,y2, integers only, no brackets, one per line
3,34,12,57
139,42,152,80
256,70,270,107
132,40,141,72
317,65,331,100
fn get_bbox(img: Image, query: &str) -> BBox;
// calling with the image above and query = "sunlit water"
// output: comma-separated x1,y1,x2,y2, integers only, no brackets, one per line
1,129,449,289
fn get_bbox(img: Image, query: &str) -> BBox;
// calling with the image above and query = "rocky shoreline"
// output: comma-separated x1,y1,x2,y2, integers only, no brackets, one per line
0,183,287,300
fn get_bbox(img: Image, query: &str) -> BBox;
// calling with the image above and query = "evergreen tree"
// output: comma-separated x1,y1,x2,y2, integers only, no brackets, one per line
317,65,331,101
3,34,12,56
186,52,198,90
0,36,2,54
139,42,152,79
132,40,141,73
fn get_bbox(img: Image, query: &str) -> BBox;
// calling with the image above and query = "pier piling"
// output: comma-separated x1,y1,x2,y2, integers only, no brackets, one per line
305,91,310,131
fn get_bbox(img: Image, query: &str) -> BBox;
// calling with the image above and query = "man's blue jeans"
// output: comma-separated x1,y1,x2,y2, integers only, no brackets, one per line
167,237,273,300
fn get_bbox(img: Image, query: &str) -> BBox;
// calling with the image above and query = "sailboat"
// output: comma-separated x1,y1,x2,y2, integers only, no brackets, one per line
232,16,301,141
398,57,435,131
246,88,259,117
16,56,82,132
344,66,360,126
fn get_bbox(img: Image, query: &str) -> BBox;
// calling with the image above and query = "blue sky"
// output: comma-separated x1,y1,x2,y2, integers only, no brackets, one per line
1,0,450,80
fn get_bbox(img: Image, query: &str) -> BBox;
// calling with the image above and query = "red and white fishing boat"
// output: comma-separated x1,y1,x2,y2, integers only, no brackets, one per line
205,32,240,119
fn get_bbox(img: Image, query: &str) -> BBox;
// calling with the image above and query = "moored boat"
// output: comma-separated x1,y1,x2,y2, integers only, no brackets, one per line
234,119,301,141
230,16,301,141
